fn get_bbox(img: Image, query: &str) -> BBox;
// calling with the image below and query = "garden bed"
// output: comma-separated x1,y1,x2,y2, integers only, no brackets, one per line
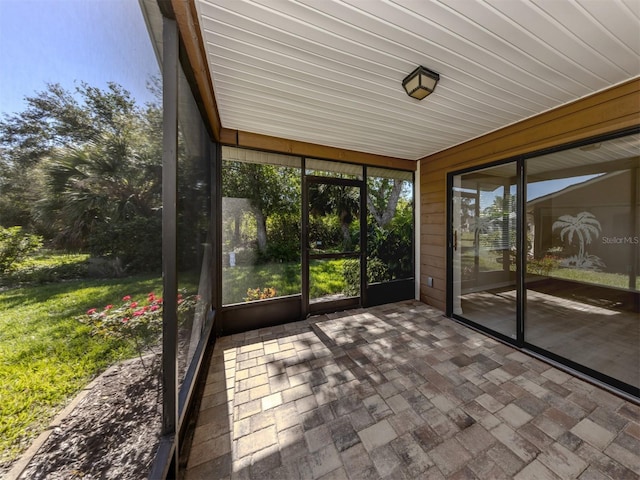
6,354,161,480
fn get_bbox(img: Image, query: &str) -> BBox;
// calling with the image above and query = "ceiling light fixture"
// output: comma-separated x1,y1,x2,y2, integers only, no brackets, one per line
402,66,440,100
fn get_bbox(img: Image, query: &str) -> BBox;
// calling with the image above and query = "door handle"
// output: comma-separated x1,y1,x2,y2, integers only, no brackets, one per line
453,230,458,251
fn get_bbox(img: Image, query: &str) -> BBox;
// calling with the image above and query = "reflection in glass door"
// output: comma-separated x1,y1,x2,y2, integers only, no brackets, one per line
305,179,363,313
451,163,518,339
524,134,640,390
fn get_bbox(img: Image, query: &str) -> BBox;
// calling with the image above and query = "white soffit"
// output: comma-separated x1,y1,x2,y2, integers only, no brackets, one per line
195,0,640,161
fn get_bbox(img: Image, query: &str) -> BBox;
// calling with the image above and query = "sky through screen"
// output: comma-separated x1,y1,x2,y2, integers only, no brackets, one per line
0,0,160,115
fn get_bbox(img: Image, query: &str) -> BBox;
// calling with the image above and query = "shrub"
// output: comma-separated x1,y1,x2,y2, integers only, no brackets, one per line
308,215,342,251
367,258,389,284
367,214,412,280
527,255,560,276
342,257,388,296
88,215,162,274
0,226,43,274
262,213,300,263
4,256,89,285
80,292,163,356
79,291,197,366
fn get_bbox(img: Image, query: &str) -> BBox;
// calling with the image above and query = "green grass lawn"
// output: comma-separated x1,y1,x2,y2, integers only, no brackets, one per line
460,246,637,291
223,262,301,304
0,273,163,466
0,253,348,465
222,259,347,304
13,250,90,269
0,250,90,287
548,268,637,290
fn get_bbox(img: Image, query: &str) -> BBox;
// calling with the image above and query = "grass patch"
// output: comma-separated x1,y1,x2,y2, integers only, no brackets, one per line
0,273,162,465
549,268,637,290
222,259,348,304
13,250,89,270
310,259,346,298
0,250,90,287
223,262,301,304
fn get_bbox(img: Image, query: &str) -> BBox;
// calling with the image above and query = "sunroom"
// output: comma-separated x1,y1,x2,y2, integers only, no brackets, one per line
142,0,640,478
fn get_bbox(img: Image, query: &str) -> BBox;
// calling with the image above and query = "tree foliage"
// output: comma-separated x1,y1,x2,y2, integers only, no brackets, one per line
223,161,300,254
309,183,360,251
0,80,163,272
0,226,43,274
0,79,162,268
367,199,413,280
366,177,404,228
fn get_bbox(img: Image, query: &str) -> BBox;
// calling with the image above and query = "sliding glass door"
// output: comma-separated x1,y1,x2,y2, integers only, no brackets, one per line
451,163,518,340
448,129,639,396
525,133,639,391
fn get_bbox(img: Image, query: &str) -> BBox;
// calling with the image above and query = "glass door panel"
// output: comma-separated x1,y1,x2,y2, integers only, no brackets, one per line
308,183,361,254
309,258,359,304
452,163,518,340
525,133,640,389
306,180,362,309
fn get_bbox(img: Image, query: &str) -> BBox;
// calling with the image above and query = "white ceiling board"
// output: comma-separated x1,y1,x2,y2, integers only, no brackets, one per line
195,0,640,160
484,0,631,83
532,1,639,72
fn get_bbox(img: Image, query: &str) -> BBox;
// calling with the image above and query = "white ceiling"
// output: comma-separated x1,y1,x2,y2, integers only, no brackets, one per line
194,0,640,161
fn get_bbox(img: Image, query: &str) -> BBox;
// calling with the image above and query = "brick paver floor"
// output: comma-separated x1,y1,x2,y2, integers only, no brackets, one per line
185,300,640,479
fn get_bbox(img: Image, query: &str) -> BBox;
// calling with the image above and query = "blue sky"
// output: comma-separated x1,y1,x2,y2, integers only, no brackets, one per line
473,174,601,211
527,175,600,202
0,0,161,116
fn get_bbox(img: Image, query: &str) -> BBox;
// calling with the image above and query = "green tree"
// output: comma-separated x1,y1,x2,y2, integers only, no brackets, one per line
0,80,163,270
0,147,45,228
222,161,300,253
366,177,404,228
483,195,515,220
309,183,360,251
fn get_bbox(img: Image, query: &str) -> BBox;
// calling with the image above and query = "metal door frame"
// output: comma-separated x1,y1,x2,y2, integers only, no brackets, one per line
302,174,366,316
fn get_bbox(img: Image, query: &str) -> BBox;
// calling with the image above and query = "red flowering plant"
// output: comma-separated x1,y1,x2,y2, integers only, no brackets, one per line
79,291,198,366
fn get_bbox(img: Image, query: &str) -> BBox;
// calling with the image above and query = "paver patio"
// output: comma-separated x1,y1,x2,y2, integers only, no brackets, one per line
185,300,640,479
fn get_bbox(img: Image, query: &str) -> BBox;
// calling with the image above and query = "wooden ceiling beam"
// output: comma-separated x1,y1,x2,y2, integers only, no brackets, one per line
233,131,417,171
172,0,222,142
